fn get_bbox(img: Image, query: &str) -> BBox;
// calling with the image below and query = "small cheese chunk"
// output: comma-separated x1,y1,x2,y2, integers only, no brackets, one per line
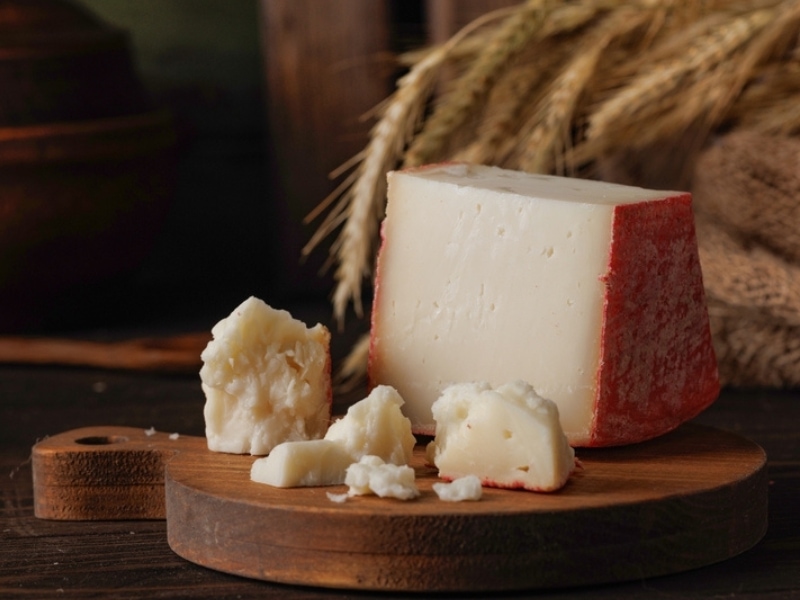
250,440,352,487
250,385,416,488
345,455,420,500
427,381,575,492
432,475,483,502
324,385,415,465
369,163,720,446
201,296,331,455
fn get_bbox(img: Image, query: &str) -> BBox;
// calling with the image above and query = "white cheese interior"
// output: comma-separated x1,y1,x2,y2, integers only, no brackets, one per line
344,455,420,500
371,163,672,439
426,380,575,492
250,385,415,488
324,385,415,465
201,296,330,455
432,475,483,502
250,440,352,487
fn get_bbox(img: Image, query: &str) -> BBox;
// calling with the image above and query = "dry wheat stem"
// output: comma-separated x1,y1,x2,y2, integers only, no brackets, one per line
455,61,546,164
456,0,615,166
306,0,800,332
311,6,520,326
515,8,652,173
583,7,774,154
333,333,371,392
328,49,444,324
403,0,552,168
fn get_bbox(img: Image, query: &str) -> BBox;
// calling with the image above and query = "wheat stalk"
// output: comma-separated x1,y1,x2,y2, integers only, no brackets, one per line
513,8,654,174
579,6,775,161
307,0,800,330
306,5,521,326
305,46,446,326
403,0,553,168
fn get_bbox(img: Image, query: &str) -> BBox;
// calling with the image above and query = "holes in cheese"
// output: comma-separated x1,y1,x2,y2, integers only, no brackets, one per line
369,163,720,447
201,296,332,455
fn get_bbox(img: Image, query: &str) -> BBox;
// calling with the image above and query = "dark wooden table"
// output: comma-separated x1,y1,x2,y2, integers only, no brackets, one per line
1,303,798,599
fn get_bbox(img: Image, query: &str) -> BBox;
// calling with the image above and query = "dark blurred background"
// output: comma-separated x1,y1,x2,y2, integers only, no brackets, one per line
0,0,514,334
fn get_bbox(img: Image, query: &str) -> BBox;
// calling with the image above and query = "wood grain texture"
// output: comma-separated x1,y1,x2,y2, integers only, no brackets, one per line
32,423,767,592
259,0,393,296
4,360,800,599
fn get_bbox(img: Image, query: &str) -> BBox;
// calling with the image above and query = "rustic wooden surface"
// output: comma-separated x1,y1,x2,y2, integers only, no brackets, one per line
2,292,797,599
29,422,767,592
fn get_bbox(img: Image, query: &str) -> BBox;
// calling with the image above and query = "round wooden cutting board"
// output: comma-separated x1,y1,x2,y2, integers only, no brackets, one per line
32,423,768,593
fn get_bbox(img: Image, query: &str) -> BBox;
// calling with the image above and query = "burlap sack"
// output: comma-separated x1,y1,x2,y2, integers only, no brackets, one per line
692,131,800,387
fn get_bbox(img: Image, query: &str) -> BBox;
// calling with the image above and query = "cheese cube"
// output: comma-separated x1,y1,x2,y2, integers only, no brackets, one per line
426,381,575,492
369,163,719,447
201,296,331,455
250,440,352,487
324,384,415,465
344,455,420,500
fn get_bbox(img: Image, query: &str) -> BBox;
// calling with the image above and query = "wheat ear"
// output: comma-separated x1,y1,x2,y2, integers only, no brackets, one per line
582,7,774,157
515,8,652,174
307,5,520,326
403,0,552,168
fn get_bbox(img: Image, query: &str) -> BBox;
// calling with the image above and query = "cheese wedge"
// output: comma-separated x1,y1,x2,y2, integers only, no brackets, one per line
369,163,719,447
201,296,331,455
426,381,575,492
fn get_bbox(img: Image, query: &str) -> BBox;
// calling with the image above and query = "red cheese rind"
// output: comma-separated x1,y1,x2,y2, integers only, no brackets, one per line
590,194,720,447
367,218,388,394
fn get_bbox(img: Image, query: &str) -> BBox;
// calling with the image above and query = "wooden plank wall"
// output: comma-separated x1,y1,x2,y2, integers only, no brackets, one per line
260,0,518,301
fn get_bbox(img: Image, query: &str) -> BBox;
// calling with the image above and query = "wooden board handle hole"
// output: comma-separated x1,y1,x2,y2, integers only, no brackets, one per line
74,435,130,445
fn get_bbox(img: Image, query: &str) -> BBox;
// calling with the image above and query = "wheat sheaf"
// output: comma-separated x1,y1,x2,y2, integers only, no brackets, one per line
305,0,800,328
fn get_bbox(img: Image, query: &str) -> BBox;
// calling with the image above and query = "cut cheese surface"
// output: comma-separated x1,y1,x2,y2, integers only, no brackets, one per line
250,385,416,489
369,163,719,447
201,296,331,455
324,384,415,466
427,381,575,492
250,440,352,487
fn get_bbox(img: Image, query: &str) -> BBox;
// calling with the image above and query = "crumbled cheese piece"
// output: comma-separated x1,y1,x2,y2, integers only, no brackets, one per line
326,492,348,504
200,296,331,455
144,427,156,437
432,475,483,502
169,433,180,440
324,385,415,465
250,439,353,487
250,385,416,488
427,380,575,492
345,455,420,500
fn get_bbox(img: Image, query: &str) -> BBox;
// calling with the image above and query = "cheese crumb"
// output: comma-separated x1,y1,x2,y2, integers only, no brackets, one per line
432,475,483,502
427,380,575,492
345,455,419,500
326,492,348,503
200,296,331,455
144,427,156,437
